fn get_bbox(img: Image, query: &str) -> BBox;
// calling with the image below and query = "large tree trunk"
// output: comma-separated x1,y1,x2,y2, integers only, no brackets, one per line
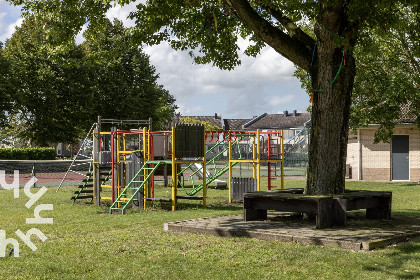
305,6,356,195
224,0,357,195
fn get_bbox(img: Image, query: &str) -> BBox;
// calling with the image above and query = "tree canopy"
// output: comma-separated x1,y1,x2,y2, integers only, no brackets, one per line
181,117,222,131
2,16,177,146
6,0,419,194
350,5,420,142
294,4,420,142
0,43,13,127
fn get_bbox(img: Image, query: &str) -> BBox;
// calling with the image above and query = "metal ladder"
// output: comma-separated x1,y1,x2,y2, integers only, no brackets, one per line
71,168,112,202
109,161,162,214
267,135,281,190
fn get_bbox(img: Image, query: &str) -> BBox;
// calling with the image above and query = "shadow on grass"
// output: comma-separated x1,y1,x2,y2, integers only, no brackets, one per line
122,200,243,213
362,237,420,279
392,210,420,217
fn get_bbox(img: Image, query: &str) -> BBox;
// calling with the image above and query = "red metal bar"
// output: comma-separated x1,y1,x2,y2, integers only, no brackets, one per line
268,134,272,190
149,133,155,198
166,132,172,156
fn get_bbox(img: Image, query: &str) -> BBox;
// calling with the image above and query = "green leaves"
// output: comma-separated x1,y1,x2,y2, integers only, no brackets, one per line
350,4,420,142
0,147,56,160
181,117,221,131
2,16,177,145
129,1,242,70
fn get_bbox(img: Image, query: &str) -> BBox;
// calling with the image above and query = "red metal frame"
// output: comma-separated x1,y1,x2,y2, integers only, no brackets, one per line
261,131,282,190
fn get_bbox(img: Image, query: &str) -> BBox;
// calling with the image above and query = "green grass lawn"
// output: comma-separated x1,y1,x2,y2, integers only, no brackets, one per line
1,180,420,280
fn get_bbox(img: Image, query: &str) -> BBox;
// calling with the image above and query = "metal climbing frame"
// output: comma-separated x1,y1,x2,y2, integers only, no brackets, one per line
92,116,152,206
228,130,284,202
91,123,284,212
175,129,284,202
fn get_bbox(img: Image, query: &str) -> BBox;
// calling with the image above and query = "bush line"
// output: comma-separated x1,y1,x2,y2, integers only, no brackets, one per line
0,147,56,160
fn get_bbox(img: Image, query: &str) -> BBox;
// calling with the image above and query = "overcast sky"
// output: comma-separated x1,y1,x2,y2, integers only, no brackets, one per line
0,1,310,118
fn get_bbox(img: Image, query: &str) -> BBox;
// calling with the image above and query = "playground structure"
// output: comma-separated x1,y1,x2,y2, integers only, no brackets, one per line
71,118,285,214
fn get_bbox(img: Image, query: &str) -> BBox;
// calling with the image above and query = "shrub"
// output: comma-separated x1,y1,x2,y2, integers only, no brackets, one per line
0,147,56,160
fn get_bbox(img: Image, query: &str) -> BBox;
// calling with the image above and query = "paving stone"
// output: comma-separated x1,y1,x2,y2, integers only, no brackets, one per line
164,214,420,251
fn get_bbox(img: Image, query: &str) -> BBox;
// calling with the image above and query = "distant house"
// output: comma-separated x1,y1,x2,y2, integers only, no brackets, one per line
240,111,311,142
346,105,420,181
223,118,251,131
173,111,311,161
172,111,311,140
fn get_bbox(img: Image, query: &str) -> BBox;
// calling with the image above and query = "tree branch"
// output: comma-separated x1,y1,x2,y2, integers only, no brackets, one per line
261,5,315,51
223,0,312,71
397,31,420,77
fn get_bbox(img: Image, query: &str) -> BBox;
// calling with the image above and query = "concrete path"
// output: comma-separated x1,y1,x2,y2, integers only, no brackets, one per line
164,213,420,251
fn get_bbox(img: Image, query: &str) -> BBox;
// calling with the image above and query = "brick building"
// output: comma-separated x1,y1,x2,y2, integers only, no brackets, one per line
346,105,420,181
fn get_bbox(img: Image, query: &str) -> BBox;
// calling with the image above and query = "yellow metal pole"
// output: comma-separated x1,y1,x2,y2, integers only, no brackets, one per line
228,132,233,203
142,127,147,157
256,129,261,191
202,157,207,208
116,130,121,208
281,130,284,190
171,127,177,211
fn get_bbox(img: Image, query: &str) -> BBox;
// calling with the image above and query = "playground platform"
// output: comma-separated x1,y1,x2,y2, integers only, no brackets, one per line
164,213,420,251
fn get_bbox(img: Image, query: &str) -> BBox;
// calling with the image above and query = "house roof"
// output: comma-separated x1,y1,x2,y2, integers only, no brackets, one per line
397,103,417,123
170,111,311,131
244,112,311,130
223,118,251,131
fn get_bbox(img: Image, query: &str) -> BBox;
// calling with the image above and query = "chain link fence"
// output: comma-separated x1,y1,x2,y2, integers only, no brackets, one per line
0,160,91,188
283,125,310,176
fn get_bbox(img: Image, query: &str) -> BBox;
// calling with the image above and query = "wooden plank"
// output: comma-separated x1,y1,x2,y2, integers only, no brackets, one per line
174,124,205,158
244,208,267,221
231,177,257,202
316,198,333,229
144,197,172,202
176,195,204,200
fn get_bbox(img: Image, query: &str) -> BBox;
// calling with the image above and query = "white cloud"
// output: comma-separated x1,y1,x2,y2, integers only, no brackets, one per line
177,104,204,115
75,24,87,45
269,95,296,106
143,41,303,118
0,16,22,42
0,1,23,42
106,1,142,27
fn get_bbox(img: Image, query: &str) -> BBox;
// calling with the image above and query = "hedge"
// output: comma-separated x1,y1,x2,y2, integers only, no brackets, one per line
0,147,56,160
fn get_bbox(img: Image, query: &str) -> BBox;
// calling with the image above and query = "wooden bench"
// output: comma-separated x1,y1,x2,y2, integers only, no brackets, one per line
243,192,334,228
243,190,392,229
332,191,392,226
